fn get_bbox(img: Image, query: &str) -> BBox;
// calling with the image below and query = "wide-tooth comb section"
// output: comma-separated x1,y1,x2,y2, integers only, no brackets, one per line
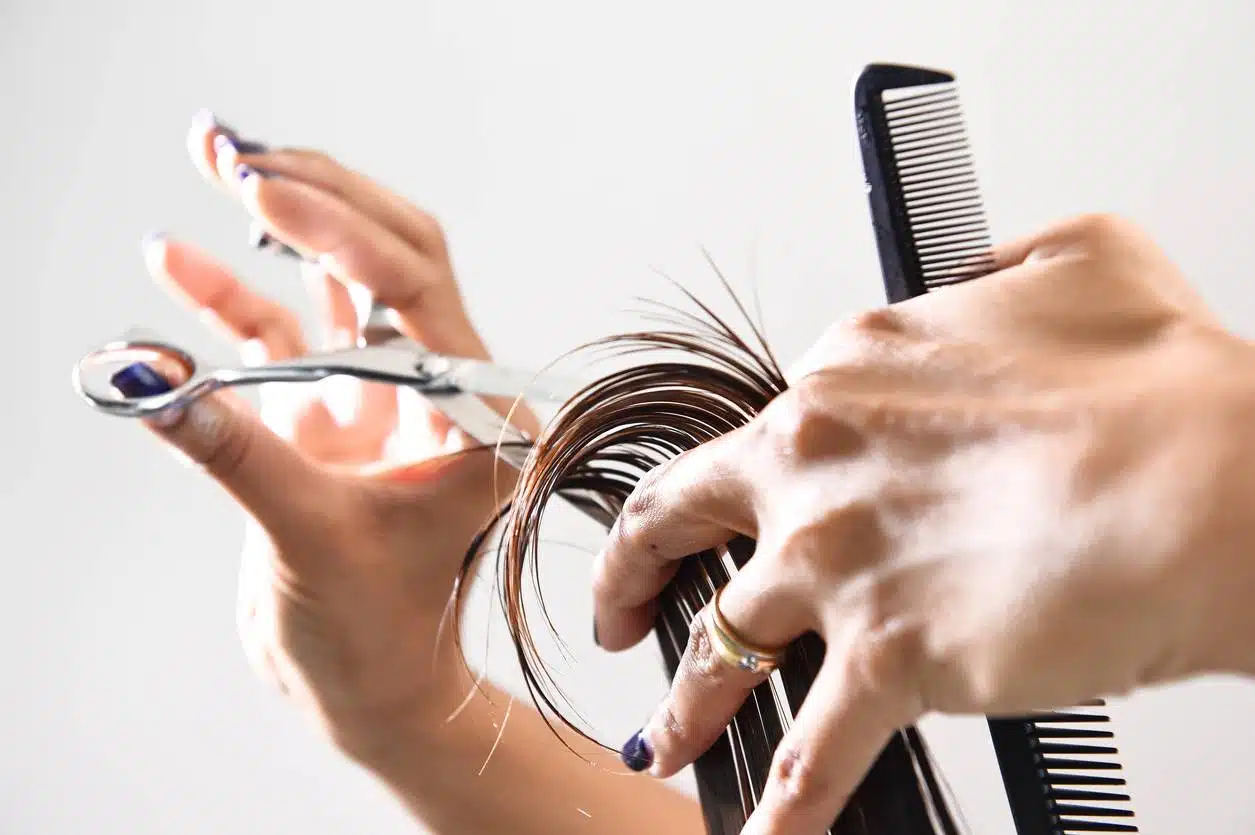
990,702,1137,834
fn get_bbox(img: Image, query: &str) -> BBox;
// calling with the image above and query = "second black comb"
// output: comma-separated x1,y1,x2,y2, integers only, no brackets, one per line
853,62,1138,835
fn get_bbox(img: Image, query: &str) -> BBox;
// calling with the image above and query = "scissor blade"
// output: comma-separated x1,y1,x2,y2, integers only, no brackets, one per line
429,358,582,405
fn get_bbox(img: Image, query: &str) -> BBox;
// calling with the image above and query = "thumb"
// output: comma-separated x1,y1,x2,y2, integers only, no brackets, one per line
117,361,332,534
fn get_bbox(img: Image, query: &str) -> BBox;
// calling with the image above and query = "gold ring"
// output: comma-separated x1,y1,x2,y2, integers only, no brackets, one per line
704,585,786,675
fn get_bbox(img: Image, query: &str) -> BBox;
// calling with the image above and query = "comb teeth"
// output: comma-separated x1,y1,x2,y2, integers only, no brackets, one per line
855,64,999,303
879,82,996,288
990,702,1138,834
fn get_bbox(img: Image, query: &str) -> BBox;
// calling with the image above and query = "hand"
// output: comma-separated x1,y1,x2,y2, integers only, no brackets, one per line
592,214,1255,834
139,111,534,753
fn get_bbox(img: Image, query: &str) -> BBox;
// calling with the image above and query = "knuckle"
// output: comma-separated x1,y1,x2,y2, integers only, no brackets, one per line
296,147,338,173
198,410,255,482
841,588,927,705
614,464,672,544
411,210,448,250
756,387,858,464
820,309,903,361
756,391,808,455
1069,211,1132,242
258,302,301,342
684,611,728,680
769,738,836,809
620,480,659,524
648,698,689,753
1058,212,1150,261
844,307,907,337
770,521,835,579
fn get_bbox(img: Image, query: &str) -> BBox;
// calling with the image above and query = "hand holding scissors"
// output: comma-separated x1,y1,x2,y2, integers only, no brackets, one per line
70,112,700,835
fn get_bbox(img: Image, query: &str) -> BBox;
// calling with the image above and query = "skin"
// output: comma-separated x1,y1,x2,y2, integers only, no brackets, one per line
133,110,705,835
128,113,1255,835
593,214,1255,834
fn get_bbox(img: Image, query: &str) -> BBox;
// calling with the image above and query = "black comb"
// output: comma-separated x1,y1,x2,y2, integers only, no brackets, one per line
853,63,1138,835
855,63,997,302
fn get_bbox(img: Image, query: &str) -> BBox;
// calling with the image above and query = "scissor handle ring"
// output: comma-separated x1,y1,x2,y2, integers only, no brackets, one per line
72,337,209,418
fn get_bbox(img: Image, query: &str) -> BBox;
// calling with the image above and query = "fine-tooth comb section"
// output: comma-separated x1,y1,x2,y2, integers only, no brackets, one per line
855,63,998,303
854,63,1137,835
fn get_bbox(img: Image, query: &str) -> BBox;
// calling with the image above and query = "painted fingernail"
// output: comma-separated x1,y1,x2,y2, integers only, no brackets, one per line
621,730,653,772
111,362,172,398
593,618,601,647
236,163,272,182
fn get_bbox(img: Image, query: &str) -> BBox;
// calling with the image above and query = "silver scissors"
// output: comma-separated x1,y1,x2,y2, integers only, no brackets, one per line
72,302,584,470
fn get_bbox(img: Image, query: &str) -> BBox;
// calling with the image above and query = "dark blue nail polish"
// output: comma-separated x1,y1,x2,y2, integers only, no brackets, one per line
111,362,172,398
621,730,653,772
237,163,276,182
593,618,601,648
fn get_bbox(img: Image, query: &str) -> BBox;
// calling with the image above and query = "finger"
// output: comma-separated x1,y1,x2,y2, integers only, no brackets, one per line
144,233,307,360
298,260,398,440
237,171,484,359
592,431,757,652
300,258,360,349
230,146,449,260
628,557,814,778
741,644,916,835
186,109,222,186
186,109,269,192
118,359,337,540
990,213,1138,270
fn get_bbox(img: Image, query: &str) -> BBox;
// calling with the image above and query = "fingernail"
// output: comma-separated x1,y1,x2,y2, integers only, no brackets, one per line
593,618,601,647
140,229,166,254
140,230,167,274
111,362,172,398
236,163,269,182
192,108,217,132
621,730,653,772
112,362,184,429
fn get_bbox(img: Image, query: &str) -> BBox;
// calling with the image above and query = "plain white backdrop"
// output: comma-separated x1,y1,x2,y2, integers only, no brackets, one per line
6,1,1255,832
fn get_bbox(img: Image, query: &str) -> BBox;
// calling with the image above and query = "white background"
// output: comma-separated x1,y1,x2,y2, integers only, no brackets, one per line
5,1,1255,832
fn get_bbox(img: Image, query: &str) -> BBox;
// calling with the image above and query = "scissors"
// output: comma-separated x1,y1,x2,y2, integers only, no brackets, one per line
72,302,584,471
